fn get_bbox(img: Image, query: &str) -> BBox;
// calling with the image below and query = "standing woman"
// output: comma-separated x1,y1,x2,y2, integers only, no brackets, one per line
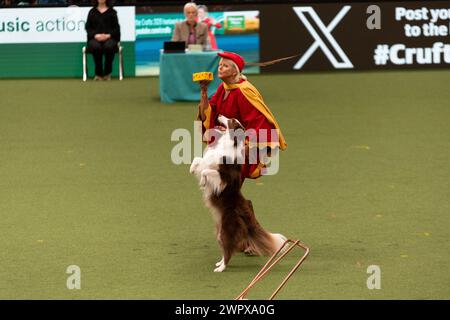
85,0,121,80
197,5,222,50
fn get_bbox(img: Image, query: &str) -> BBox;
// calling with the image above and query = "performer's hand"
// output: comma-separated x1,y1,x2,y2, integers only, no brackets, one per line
199,80,211,93
198,80,210,121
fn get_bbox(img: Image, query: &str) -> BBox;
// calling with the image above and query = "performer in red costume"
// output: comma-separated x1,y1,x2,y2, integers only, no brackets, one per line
197,52,287,181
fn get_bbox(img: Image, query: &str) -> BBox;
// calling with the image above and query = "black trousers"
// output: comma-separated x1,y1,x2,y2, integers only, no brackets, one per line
87,39,118,77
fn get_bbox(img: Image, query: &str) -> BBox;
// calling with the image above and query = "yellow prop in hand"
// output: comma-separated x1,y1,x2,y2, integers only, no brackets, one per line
192,72,213,82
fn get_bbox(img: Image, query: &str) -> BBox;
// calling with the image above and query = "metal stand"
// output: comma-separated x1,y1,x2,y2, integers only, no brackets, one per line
236,239,310,300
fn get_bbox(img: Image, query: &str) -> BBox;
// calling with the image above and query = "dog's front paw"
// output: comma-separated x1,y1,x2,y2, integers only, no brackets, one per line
190,157,202,174
200,169,223,194
214,263,226,272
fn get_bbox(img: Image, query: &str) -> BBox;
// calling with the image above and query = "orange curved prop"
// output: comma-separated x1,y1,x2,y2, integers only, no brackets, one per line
236,239,310,300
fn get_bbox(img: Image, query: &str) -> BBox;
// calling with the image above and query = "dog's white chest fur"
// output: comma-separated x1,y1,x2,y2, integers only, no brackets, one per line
189,116,244,197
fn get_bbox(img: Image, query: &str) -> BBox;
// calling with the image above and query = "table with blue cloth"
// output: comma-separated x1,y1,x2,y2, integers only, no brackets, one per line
159,51,222,103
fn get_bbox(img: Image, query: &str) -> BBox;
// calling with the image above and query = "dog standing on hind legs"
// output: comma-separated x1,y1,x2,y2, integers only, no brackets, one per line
190,115,287,272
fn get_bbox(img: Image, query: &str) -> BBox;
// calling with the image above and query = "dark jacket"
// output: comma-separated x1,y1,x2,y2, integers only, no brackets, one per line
85,7,121,42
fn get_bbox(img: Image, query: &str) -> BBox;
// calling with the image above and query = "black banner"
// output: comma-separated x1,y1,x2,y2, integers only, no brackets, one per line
260,1,450,72
0,300,441,319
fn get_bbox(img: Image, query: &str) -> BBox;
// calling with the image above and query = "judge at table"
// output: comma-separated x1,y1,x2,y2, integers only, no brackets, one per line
172,2,208,49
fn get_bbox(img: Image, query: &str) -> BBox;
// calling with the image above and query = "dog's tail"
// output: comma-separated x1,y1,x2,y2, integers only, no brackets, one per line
271,233,288,253
247,229,287,256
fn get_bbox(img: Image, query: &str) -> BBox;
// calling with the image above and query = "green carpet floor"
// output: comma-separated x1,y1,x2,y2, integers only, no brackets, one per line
0,71,449,299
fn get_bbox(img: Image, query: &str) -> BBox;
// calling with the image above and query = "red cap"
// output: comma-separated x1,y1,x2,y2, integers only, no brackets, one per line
218,51,245,72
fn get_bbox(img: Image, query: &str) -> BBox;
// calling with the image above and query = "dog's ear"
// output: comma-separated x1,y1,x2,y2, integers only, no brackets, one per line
228,122,246,148
229,118,245,131
206,128,224,146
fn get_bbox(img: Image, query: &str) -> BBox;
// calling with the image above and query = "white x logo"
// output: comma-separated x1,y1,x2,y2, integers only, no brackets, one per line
293,6,353,69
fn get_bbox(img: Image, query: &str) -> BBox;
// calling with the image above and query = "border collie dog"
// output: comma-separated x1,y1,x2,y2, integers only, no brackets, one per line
190,115,286,272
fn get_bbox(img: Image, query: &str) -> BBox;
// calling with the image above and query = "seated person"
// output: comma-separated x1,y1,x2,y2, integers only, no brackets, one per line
171,2,208,49
85,0,121,80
